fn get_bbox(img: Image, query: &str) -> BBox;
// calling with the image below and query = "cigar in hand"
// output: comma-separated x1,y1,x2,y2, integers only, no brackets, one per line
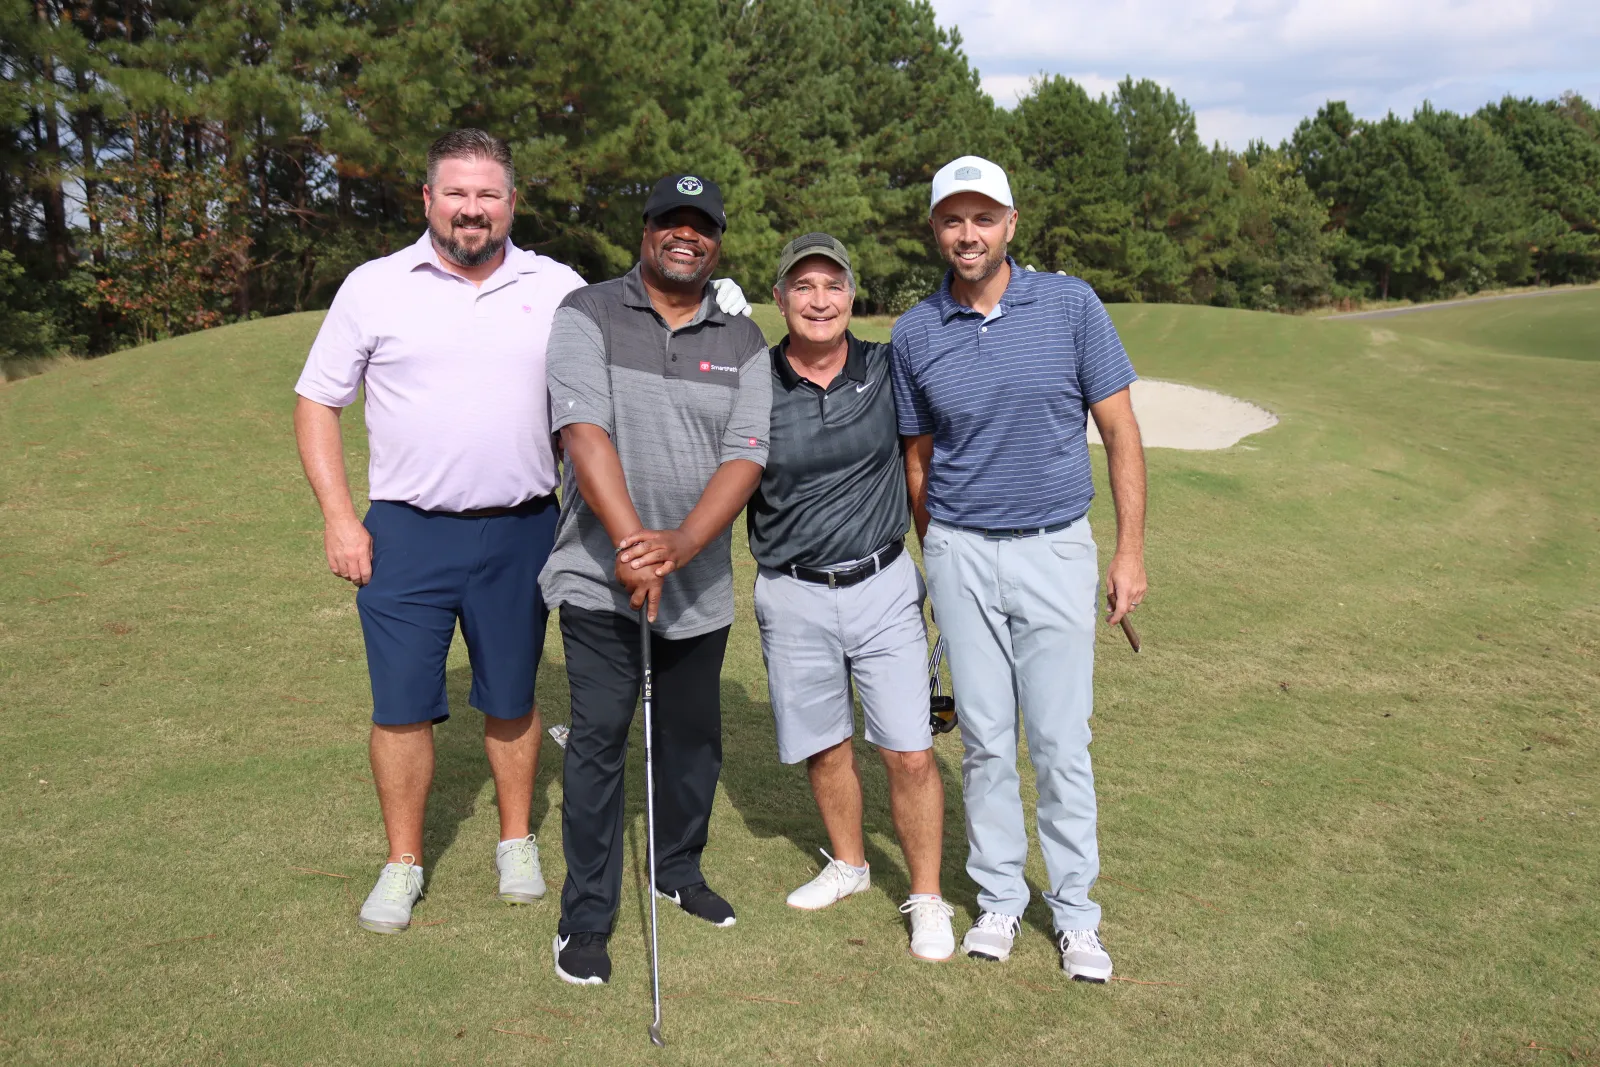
1119,616,1141,653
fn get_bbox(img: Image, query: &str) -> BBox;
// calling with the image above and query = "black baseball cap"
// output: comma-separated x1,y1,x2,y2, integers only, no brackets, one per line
642,173,727,230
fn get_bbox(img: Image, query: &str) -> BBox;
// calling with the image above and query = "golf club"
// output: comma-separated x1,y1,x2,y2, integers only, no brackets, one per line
639,604,666,1049
928,635,958,734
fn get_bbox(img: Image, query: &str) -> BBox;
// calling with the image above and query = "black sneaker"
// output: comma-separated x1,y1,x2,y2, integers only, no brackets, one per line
553,932,610,985
658,881,736,928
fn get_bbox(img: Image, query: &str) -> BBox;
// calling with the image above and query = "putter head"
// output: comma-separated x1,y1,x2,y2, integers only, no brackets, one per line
649,1023,666,1048
930,695,958,734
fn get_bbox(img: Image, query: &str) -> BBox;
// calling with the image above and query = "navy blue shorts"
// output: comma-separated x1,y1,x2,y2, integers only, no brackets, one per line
356,497,558,726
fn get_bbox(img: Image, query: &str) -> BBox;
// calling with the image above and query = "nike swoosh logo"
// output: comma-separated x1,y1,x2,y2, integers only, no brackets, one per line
855,381,869,393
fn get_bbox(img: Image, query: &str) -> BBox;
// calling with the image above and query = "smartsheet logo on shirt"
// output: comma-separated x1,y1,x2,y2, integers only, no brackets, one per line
698,360,738,374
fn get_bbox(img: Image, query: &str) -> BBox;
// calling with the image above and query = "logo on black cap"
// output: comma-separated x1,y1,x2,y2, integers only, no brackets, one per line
677,176,704,195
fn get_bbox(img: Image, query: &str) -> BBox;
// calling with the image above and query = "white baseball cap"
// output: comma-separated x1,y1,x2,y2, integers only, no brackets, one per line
929,155,1013,215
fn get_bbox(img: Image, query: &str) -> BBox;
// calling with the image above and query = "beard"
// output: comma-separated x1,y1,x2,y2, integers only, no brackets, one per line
655,241,715,285
947,242,1008,285
430,211,507,268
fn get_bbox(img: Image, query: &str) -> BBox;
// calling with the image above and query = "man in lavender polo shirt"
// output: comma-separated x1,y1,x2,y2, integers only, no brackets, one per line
293,128,752,935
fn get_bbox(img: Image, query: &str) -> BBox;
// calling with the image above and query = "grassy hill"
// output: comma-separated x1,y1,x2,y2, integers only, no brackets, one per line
2,297,1596,1065
1373,288,1600,362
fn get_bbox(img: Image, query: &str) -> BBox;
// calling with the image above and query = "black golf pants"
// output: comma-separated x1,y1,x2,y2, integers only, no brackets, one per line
557,604,729,936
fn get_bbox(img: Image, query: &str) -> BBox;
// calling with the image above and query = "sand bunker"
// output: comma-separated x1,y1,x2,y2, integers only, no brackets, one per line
1087,379,1277,450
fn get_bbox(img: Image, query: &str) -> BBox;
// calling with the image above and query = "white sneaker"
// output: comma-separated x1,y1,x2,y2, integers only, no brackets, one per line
786,850,871,911
899,895,956,961
961,910,1021,961
1058,928,1113,982
357,855,424,934
496,834,546,903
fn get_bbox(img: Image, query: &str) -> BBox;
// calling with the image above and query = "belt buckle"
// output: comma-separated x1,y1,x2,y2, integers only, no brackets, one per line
826,570,838,589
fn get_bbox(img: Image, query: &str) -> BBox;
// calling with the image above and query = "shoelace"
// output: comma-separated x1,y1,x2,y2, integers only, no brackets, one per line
1058,929,1104,954
501,836,538,874
898,897,956,922
380,856,419,903
813,849,859,889
973,910,1020,936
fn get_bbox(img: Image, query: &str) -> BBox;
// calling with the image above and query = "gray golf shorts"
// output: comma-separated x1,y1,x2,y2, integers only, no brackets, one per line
753,550,932,764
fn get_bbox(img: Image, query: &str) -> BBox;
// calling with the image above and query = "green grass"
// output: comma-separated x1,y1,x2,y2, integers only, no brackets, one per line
1373,288,1600,362
2,297,1597,1065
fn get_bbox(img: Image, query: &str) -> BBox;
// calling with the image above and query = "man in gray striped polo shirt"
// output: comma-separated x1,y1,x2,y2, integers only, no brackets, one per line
747,233,956,962
892,156,1148,981
540,174,770,986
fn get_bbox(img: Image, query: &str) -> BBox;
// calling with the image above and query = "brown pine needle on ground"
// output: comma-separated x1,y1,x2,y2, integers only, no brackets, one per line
491,1027,551,1043
290,866,349,879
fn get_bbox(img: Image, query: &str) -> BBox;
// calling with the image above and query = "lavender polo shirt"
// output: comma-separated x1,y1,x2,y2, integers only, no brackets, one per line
295,233,586,513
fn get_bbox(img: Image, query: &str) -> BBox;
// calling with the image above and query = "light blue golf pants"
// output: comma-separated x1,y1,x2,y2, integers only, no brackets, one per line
921,516,1102,932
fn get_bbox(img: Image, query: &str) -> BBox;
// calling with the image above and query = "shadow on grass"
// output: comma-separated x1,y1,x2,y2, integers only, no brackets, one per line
417,665,560,872
715,677,976,916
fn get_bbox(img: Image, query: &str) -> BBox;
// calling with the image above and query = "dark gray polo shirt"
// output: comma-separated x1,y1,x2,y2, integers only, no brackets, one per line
539,264,770,638
747,332,909,570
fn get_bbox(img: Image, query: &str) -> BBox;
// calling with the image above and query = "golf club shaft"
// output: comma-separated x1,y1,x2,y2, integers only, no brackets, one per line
640,605,665,1047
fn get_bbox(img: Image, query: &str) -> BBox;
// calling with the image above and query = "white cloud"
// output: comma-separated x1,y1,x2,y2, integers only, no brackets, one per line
934,0,1600,148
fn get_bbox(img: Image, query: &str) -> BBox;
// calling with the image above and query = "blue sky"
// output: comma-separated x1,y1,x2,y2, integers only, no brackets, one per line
928,0,1600,149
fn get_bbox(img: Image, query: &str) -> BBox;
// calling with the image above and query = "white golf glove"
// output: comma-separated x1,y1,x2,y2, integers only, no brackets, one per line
711,277,752,317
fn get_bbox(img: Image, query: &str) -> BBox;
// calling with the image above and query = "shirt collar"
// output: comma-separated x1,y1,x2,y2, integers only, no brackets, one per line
620,263,725,325
403,231,540,279
935,256,1036,323
771,331,866,390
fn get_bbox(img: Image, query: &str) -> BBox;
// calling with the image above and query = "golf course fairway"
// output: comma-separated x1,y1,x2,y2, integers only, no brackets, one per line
2,292,1596,1065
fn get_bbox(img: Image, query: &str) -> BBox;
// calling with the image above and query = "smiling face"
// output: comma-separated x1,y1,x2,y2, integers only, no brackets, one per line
640,207,722,288
422,155,515,269
774,257,852,349
931,192,1017,286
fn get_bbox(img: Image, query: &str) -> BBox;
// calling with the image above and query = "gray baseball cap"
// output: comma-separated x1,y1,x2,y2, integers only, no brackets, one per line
775,232,852,285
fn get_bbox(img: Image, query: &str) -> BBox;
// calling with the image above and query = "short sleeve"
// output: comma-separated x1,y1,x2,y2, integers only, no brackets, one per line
1073,285,1138,404
295,275,372,408
890,325,935,435
547,306,614,435
719,346,771,466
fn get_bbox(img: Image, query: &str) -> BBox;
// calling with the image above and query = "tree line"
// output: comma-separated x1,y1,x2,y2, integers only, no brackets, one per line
4,0,1598,377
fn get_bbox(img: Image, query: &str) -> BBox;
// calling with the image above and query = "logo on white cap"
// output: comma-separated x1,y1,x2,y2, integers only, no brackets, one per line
677,176,703,195
930,155,1013,214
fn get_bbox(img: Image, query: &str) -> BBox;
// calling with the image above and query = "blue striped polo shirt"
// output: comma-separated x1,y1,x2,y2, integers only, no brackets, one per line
890,259,1137,528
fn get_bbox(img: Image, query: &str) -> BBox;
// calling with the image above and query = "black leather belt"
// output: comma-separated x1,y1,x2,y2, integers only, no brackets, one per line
414,495,556,519
963,515,1083,540
786,540,903,588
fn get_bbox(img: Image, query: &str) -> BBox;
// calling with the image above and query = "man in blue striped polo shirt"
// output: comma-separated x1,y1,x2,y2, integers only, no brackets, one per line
891,155,1148,981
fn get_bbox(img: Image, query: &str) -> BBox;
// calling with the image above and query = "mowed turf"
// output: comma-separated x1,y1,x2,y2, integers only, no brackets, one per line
1373,287,1600,363
1,294,1597,1066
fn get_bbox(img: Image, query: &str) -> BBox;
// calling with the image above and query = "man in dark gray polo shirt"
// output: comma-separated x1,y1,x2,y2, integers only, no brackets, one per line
747,233,955,962
540,174,770,986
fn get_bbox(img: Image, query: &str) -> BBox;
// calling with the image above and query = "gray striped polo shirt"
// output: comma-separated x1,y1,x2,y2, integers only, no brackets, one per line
539,264,770,638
